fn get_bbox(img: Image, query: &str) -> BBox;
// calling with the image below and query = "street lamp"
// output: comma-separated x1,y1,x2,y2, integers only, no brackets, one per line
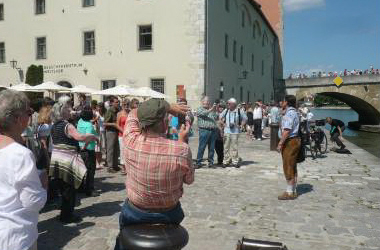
10,59,17,69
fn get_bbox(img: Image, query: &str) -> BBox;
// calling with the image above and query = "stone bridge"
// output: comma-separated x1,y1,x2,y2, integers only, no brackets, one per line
285,75,380,125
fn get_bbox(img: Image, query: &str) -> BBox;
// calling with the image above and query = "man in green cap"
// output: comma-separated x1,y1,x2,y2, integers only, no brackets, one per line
116,98,194,234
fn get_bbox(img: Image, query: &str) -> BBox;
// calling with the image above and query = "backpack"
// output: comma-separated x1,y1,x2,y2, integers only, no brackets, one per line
297,121,307,163
25,125,50,170
223,109,242,126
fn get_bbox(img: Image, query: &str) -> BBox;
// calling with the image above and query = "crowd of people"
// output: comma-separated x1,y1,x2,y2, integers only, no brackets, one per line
0,88,346,250
288,65,380,79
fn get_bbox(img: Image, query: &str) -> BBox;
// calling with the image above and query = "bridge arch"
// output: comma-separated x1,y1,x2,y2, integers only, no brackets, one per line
294,86,380,125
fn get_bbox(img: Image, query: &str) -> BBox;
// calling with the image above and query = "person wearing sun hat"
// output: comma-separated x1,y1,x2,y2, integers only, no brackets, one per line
115,98,194,245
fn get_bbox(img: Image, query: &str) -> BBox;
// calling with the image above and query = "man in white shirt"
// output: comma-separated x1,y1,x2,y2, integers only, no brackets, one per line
252,101,263,140
219,98,247,167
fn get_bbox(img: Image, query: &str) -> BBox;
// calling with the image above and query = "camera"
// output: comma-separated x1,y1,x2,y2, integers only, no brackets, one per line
229,123,235,129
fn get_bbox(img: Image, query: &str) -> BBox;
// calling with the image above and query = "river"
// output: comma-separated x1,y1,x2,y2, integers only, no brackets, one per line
310,108,380,158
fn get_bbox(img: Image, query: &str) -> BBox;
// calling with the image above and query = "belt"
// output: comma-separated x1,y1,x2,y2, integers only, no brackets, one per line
127,199,178,213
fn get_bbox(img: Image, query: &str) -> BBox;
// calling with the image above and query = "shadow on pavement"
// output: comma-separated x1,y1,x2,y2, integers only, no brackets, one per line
38,220,95,250
76,201,122,218
297,183,314,196
239,160,256,166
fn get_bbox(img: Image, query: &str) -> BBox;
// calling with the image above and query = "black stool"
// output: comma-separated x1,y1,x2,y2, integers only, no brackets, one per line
118,224,189,250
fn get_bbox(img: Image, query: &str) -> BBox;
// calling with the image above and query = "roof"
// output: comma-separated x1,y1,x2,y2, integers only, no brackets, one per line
246,0,279,40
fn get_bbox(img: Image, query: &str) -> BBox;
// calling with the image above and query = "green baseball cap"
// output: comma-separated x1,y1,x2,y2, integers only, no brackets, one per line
137,99,170,128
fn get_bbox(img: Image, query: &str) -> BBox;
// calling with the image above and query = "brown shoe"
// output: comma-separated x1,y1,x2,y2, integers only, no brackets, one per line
278,192,297,200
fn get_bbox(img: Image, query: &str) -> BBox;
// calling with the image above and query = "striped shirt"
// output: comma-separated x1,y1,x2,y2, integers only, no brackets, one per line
123,109,194,209
196,107,218,129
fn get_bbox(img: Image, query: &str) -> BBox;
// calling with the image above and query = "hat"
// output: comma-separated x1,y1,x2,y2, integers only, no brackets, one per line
137,99,170,128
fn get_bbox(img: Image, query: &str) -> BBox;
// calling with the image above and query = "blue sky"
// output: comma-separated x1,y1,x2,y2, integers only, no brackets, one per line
283,0,380,76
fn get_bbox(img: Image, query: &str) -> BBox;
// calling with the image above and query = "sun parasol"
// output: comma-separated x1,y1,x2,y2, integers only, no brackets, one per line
132,87,169,99
32,81,70,92
8,83,43,92
92,84,134,97
63,85,97,94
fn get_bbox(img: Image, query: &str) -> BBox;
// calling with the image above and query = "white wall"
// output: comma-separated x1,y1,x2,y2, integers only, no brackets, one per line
0,0,206,106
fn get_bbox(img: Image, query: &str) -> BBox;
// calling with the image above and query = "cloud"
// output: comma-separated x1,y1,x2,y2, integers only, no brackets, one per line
284,0,325,12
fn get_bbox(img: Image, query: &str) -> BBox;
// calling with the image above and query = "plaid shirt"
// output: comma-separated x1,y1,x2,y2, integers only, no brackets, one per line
196,107,218,129
122,109,194,209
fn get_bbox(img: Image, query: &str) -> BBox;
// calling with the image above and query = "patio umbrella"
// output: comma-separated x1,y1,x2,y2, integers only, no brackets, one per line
8,83,43,92
92,84,134,97
133,87,169,99
32,81,70,92
65,85,97,94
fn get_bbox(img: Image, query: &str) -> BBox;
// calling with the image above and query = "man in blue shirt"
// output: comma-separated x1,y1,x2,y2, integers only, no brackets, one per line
277,95,301,200
220,98,247,168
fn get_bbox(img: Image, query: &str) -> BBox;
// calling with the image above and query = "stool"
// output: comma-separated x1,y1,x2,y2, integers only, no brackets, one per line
118,224,189,250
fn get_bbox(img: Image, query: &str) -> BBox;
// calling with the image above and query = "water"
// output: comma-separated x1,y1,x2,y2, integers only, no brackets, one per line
310,108,380,158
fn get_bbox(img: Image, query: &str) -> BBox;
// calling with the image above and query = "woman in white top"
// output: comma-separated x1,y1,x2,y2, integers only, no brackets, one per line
0,90,47,250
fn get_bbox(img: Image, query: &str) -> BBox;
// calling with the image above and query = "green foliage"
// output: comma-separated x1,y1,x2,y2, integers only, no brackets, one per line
25,64,44,102
314,94,346,107
25,64,44,86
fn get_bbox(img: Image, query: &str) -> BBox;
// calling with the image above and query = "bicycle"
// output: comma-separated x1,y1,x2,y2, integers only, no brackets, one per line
300,119,328,159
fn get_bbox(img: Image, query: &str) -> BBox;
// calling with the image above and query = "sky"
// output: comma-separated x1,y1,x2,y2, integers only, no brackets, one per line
283,0,380,76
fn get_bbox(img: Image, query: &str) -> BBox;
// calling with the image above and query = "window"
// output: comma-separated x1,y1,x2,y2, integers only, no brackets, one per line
0,42,5,63
233,40,237,62
240,87,243,102
251,54,254,71
151,78,165,94
139,25,152,51
240,46,243,65
224,34,229,58
261,60,264,76
247,91,250,102
225,0,229,12
252,24,256,38
219,82,224,99
232,87,235,96
101,80,116,102
83,31,95,55
262,32,268,47
35,0,45,15
0,4,4,21
83,0,95,7
242,11,245,27
36,37,46,59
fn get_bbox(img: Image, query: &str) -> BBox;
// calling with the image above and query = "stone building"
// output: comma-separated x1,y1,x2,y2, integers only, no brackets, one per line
0,0,283,105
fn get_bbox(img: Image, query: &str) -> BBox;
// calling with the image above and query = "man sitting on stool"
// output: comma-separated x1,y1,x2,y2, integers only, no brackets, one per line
116,99,194,247
326,117,346,150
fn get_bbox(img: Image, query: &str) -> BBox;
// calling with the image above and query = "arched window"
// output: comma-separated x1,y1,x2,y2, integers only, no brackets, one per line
262,32,268,47
253,24,256,38
242,10,245,27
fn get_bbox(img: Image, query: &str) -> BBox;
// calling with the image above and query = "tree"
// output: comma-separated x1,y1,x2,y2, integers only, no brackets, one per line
25,65,44,102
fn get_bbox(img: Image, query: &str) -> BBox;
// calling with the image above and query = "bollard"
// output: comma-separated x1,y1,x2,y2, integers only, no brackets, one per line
270,123,280,151
236,237,288,250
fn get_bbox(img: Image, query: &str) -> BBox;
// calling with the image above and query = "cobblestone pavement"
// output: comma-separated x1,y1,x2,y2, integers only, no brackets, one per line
38,135,380,250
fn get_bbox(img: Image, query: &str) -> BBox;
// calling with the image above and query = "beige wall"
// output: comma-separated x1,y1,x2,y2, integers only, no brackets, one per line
0,0,205,106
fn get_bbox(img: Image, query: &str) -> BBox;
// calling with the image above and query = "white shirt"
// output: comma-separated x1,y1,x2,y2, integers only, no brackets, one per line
253,107,263,119
0,143,47,250
220,108,248,134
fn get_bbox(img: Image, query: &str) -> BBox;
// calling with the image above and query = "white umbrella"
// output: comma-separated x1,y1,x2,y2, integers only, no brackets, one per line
64,85,96,94
0,84,8,89
92,84,134,96
8,83,43,92
133,87,169,99
32,81,70,91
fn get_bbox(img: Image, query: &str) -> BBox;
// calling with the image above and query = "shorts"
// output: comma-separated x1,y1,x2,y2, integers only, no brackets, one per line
281,137,301,180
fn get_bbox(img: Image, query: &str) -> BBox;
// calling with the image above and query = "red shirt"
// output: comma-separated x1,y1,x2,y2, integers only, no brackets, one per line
123,109,194,209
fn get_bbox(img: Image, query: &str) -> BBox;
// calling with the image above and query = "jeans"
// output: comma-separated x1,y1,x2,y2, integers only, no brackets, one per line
196,128,217,165
331,126,346,148
114,201,184,250
54,179,76,220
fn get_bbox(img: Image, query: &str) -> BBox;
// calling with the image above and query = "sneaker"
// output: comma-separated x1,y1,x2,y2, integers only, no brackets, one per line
278,192,297,200
257,138,262,141
231,164,240,168
207,163,215,168
222,163,230,168
194,164,202,169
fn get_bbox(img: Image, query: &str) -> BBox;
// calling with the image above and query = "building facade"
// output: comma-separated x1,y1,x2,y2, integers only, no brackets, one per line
0,0,283,105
